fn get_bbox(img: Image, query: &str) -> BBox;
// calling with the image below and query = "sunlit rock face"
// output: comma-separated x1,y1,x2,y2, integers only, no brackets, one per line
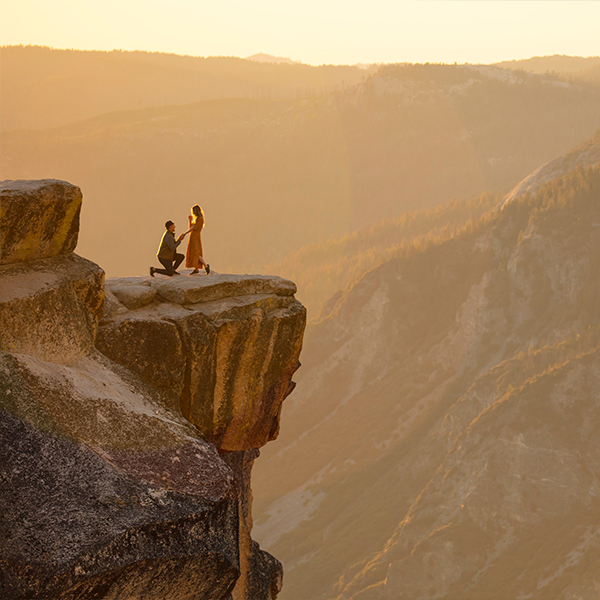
0,353,239,600
501,134,600,208
98,274,305,451
0,180,306,600
0,253,104,363
0,179,82,265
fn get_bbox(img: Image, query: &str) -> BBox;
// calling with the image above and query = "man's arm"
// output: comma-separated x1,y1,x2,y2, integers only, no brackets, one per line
165,234,181,252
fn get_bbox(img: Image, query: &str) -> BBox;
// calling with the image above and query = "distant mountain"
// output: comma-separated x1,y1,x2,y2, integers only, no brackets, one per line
266,130,600,318
575,64,600,84
246,53,299,65
252,137,600,599
262,192,500,317
0,46,368,130
494,54,600,75
3,60,600,278
501,131,600,207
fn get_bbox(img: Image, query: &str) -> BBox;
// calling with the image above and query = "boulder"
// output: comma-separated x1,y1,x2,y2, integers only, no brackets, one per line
0,350,239,600
109,284,156,309
103,287,127,319
245,542,284,600
96,317,186,400
0,179,82,265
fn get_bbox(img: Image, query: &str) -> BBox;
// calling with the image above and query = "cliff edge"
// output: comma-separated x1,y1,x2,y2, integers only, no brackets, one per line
0,180,306,600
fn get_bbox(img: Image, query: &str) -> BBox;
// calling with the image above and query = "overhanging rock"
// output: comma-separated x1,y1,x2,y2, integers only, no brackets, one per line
98,274,306,452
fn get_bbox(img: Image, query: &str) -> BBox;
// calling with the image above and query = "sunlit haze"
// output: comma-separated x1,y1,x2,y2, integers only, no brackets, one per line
1,0,599,64
4,0,600,596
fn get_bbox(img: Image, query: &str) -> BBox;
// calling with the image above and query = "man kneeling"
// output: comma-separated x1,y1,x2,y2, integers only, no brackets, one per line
150,220,186,277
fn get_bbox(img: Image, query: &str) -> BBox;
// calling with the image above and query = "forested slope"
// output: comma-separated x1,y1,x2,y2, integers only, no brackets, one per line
253,158,600,600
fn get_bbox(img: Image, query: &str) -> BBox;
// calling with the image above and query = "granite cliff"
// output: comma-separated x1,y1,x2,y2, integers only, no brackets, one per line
0,180,306,599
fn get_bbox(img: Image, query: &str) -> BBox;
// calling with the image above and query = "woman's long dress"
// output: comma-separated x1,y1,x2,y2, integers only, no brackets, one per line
185,216,204,269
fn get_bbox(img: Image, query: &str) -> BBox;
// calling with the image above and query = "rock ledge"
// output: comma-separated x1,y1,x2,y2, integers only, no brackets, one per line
100,273,306,452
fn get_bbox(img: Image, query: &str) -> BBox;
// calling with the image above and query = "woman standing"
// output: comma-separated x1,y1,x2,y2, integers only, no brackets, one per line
185,204,210,275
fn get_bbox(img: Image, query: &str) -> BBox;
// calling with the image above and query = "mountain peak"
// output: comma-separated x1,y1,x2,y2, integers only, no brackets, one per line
501,130,600,208
245,53,298,65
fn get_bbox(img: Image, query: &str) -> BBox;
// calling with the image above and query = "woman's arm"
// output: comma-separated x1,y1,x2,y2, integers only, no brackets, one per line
183,215,196,234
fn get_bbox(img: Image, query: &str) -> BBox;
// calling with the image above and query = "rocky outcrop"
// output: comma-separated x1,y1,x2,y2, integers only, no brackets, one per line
0,353,239,600
0,180,306,600
0,253,104,363
0,179,82,265
98,275,304,451
221,450,283,600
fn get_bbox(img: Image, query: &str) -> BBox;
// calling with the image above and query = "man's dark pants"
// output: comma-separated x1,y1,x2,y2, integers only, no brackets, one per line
155,253,184,276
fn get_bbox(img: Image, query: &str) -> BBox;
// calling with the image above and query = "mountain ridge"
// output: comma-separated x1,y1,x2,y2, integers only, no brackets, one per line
0,45,369,131
252,138,600,599
4,61,600,279
501,130,600,207
246,53,299,65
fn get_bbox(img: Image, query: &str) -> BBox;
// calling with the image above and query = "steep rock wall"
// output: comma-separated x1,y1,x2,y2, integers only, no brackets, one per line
0,180,306,600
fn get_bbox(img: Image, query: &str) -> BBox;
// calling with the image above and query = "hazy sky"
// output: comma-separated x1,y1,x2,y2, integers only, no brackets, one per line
1,0,599,65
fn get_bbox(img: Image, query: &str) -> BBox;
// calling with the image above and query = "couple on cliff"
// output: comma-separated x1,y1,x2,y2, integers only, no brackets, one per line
150,205,210,277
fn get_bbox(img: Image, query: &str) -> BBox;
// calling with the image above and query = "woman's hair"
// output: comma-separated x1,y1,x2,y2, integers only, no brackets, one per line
191,204,204,220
